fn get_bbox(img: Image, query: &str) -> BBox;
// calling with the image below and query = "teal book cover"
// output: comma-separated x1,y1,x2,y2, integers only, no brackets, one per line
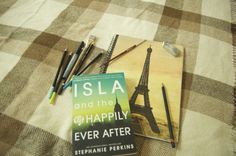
72,73,136,156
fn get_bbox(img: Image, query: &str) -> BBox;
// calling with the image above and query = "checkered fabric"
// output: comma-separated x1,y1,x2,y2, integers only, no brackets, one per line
0,0,235,156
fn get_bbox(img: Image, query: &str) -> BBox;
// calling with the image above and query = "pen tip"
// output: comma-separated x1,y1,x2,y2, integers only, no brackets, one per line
162,83,164,87
49,92,56,105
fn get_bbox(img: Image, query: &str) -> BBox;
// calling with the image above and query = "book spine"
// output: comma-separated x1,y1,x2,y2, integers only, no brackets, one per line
99,34,119,73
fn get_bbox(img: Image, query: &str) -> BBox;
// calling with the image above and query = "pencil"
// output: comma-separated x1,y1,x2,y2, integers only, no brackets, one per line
101,40,146,66
161,83,176,148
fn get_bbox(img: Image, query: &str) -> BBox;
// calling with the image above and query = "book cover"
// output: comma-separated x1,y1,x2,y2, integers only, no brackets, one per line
72,72,136,156
103,35,184,143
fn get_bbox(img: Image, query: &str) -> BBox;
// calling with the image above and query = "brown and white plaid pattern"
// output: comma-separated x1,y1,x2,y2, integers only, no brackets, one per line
0,0,234,156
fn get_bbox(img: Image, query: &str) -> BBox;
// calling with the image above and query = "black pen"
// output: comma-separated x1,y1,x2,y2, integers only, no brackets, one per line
76,52,103,76
49,52,72,104
48,49,67,99
74,43,94,75
56,52,72,93
161,83,176,148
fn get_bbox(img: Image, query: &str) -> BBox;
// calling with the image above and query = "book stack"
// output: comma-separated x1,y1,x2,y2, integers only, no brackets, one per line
50,34,184,155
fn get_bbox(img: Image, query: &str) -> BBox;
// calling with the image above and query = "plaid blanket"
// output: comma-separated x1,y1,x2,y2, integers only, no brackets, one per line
0,0,235,156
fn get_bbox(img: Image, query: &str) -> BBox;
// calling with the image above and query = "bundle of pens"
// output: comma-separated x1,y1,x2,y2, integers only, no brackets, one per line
48,35,103,104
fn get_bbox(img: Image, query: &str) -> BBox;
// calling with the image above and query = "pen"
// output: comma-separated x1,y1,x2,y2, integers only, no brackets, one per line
49,52,72,104
48,49,67,99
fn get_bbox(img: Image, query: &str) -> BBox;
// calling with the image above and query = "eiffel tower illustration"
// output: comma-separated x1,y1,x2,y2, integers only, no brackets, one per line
129,46,160,133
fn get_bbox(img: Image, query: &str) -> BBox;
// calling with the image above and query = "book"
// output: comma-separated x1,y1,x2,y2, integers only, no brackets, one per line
102,35,184,143
72,72,136,156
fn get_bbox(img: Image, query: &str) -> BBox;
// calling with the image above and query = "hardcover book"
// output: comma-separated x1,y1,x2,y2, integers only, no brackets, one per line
72,72,136,156
102,35,184,144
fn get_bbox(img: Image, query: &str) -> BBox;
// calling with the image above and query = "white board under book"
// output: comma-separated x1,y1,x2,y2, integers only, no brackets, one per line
105,35,184,143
